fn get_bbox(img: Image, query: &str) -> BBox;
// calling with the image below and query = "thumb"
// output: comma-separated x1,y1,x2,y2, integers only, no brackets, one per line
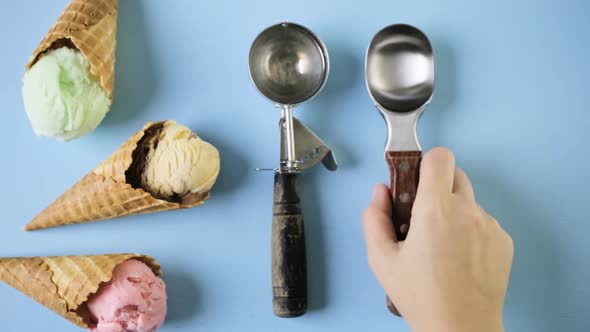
362,184,399,275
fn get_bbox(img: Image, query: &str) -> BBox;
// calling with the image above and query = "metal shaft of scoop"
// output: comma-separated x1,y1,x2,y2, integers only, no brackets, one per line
281,105,297,170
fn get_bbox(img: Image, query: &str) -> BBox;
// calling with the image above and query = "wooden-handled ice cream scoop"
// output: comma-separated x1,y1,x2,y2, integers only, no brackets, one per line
249,22,337,318
366,23,435,316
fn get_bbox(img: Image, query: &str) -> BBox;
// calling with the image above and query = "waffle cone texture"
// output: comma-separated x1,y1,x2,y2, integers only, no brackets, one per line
25,121,210,231
0,254,160,328
26,0,118,98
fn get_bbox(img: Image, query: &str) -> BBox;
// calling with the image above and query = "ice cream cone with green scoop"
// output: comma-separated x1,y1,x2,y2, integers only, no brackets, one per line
25,120,221,230
0,254,168,331
22,0,118,141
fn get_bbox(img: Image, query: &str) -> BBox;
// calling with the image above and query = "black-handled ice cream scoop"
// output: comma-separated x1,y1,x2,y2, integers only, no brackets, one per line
249,22,337,318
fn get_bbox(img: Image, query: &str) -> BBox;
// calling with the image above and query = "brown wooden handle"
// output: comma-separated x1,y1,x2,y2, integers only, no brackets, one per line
386,151,422,240
385,150,422,316
272,172,307,318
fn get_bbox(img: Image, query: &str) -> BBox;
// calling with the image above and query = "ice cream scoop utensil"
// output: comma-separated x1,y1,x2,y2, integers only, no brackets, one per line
366,23,435,316
249,22,336,318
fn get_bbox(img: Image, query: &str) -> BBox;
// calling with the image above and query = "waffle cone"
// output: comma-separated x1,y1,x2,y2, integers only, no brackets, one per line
0,254,160,328
26,0,118,98
25,121,210,231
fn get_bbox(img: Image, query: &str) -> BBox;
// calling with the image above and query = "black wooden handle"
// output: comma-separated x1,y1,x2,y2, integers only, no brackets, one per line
272,172,307,318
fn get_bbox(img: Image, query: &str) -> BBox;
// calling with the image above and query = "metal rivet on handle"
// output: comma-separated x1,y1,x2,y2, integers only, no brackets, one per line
398,161,410,172
399,193,411,203
400,224,409,234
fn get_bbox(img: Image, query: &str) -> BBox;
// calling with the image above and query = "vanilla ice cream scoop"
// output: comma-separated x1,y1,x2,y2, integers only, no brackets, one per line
139,121,220,201
87,259,167,332
22,47,111,141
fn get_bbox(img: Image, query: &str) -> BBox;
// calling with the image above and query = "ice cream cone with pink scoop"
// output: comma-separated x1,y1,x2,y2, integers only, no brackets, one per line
0,254,167,332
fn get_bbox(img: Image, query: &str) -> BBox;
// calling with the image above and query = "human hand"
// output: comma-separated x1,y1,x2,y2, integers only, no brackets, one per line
362,147,513,332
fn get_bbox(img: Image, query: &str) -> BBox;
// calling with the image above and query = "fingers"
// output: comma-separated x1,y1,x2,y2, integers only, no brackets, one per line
371,182,392,217
417,147,456,198
362,184,399,269
452,168,475,201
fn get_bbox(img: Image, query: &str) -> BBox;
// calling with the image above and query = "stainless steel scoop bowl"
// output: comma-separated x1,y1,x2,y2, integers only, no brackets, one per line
249,22,329,106
367,24,434,116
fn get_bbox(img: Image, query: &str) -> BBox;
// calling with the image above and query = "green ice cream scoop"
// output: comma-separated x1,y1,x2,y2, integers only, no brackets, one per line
22,47,111,141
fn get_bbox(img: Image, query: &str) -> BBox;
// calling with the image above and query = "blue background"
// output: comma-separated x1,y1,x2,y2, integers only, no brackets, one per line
0,0,588,331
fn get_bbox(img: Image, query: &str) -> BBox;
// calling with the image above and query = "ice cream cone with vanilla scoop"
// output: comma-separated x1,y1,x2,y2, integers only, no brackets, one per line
22,0,118,141
0,254,168,331
25,120,221,230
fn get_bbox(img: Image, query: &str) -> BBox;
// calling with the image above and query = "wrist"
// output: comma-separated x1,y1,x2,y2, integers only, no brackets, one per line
412,316,504,332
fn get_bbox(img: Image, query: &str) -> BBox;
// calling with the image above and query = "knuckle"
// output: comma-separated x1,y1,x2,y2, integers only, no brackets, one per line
481,208,499,225
487,215,500,226
420,199,446,222
467,204,485,223
476,204,489,217
361,208,374,224
455,167,466,176
428,147,455,164
504,231,514,251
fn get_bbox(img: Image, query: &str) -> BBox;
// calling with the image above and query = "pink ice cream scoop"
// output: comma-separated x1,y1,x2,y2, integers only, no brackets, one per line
86,259,167,332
